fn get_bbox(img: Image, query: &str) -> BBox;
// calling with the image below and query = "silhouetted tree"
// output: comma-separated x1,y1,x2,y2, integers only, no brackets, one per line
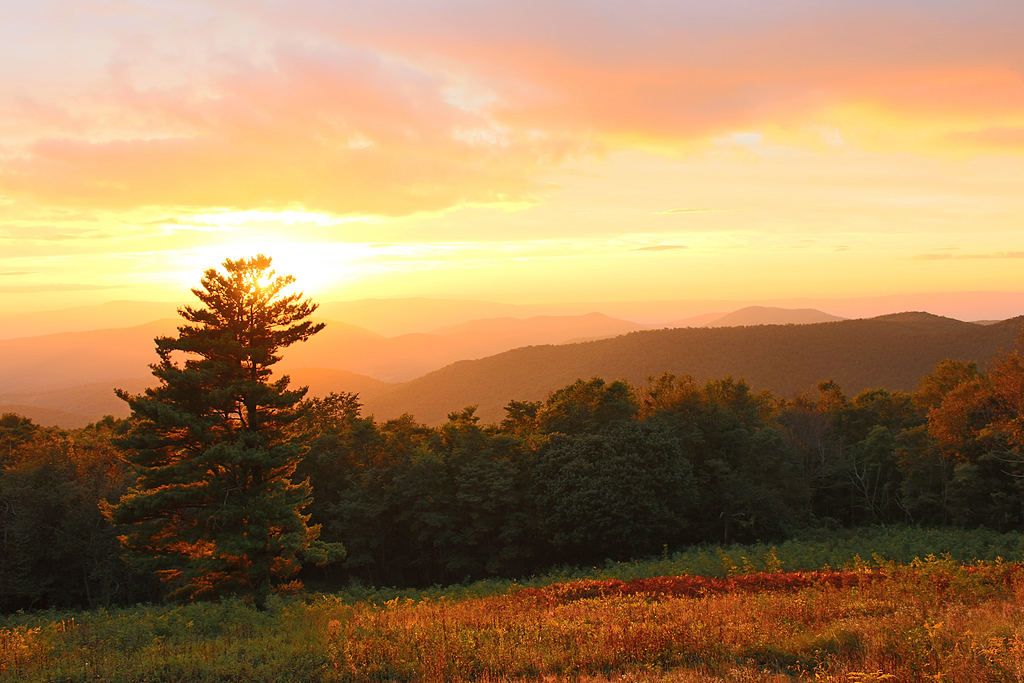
107,255,343,608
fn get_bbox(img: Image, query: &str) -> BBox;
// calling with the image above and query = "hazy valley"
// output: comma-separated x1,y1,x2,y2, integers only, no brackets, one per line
1,297,1018,428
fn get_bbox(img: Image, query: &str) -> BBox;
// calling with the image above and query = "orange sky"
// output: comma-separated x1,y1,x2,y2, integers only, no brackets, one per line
1,0,1023,316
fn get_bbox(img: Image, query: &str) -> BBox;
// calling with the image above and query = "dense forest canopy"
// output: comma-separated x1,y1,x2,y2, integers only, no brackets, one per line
3,323,1024,609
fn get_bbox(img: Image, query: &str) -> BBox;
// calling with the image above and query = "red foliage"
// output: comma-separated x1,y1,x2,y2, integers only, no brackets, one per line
516,565,1024,604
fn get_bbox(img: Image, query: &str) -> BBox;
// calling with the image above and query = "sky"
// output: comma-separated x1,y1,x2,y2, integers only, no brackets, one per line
1,0,1023,316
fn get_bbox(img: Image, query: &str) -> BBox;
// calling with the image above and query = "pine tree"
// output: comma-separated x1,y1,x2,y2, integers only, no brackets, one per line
107,255,343,607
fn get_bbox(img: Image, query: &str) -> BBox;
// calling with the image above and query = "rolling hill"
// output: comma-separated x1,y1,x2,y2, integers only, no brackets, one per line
0,404,98,430
362,313,1024,425
0,301,179,340
701,306,846,327
4,307,1021,429
0,313,649,393
0,371,393,427
0,320,180,394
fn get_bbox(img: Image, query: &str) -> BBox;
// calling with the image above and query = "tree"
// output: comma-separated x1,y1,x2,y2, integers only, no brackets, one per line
0,413,39,469
1,419,149,611
532,420,694,563
106,255,343,608
536,377,637,435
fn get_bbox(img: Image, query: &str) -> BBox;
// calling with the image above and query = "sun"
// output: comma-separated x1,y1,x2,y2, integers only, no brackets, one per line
178,240,367,301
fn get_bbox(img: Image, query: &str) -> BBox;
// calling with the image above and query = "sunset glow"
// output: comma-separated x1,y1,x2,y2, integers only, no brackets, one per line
1,0,1023,318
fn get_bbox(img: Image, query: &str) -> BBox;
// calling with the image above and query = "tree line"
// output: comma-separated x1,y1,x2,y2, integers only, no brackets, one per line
3,351,1023,610
2,256,1022,611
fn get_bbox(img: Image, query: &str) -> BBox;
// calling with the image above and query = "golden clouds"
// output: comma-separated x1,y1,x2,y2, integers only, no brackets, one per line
1,1,1023,314
0,44,586,216
2,2,1023,219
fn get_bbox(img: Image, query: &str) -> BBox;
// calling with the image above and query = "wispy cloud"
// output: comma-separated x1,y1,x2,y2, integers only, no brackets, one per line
0,1,1021,218
914,251,1024,261
0,283,128,293
0,225,114,241
634,244,688,252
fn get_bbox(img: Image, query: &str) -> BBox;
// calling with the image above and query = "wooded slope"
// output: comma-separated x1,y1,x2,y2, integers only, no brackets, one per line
363,313,1023,424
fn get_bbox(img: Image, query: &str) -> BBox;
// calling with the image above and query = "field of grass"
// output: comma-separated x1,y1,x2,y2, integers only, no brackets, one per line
4,528,1024,682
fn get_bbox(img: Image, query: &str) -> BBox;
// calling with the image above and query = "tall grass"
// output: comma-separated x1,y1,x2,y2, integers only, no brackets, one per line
331,525,1024,606
4,527,1024,682
336,558,1024,682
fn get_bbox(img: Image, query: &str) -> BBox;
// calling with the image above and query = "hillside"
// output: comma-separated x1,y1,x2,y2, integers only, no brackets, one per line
0,370,391,427
4,309,1021,428
0,320,179,394
362,313,1024,425
0,300,179,340
0,404,97,429
281,368,394,401
0,312,647,391
703,305,846,327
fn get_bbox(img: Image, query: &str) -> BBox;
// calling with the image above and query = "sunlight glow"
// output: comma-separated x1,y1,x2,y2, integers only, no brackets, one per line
186,211,384,228
177,241,373,300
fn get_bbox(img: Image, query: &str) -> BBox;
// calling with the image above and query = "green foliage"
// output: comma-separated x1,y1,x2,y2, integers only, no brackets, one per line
5,322,1024,610
5,535,1024,682
0,596,338,683
327,408,538,586
511,525,1024,586
640,373,805,544
108,256,342,608
533,420,694,562
535,377,638,435
0,414,38,467
0,418,154,611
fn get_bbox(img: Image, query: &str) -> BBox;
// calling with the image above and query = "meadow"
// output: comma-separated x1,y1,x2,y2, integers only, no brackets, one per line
4,528,1024,683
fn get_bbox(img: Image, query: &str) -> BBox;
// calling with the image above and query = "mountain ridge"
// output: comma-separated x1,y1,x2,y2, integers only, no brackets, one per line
3,308,1022,428
362,314,1024,425
703,306,846,327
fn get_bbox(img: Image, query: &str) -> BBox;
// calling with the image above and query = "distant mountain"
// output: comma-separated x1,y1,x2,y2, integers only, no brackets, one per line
0,312,649,394
282,368,394,401
0,320,179,394
704,306,846,327
0,404,96,430
3,292,1019,341
0,311,642,421
316,298,529,336
0,300,179,340
667,312,728,328
0,370,391,429
362,313,1024,425
0,378,152,420
316,293,1024,333
665,306,843,328
277,313,647,381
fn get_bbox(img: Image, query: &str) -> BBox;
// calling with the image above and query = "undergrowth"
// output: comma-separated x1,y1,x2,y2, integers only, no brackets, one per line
3,526,1024,682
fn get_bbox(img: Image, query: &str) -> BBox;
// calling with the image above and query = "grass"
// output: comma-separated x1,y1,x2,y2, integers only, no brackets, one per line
4,527,1024,682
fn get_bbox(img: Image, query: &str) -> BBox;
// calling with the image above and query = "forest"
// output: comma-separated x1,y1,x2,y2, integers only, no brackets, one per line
2,337,1023,612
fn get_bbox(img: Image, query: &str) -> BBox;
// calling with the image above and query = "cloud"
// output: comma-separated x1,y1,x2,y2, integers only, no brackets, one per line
914,251,1024,260
0,271,33,276
0,283,128,293
946,127,1024,152
0,226,112,241
1,1,1022,216
0,41,589,216
634,244,688,252
659,209,711,214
